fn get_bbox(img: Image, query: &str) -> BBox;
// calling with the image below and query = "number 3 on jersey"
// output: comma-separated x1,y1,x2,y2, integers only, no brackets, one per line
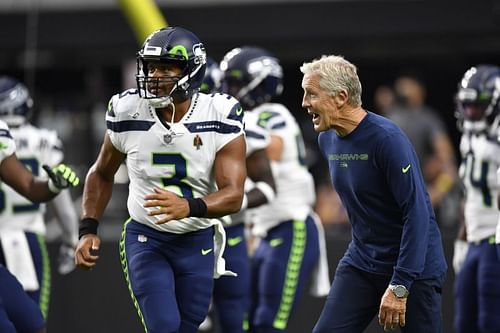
152,153,194,198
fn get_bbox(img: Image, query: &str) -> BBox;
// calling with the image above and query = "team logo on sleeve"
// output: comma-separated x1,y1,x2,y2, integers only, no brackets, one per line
193,134,203,150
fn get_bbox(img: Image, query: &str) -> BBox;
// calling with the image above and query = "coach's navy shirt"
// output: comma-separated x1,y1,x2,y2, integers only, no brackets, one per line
319,111,447,289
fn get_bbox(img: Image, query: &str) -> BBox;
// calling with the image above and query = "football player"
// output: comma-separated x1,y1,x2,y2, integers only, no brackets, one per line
453,64,500,333
220,46,330,333
0,76,79,319
0,118,79,333
201,57,277,333
74,27,246,333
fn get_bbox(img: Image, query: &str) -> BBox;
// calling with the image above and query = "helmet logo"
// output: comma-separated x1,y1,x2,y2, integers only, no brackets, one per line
193,43,206,65
168,45,189,60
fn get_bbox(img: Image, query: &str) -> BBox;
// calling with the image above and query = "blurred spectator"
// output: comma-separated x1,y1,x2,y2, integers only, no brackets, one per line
385,74,460,228
373,85,396,115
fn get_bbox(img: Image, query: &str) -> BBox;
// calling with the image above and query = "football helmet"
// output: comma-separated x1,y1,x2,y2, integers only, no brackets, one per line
136,27,207,108
455,65,500,135
0,76,33,127
200,57,221,94
220,46,283,109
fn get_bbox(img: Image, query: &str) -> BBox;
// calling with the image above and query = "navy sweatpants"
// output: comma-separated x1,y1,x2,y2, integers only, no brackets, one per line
313,262,444,333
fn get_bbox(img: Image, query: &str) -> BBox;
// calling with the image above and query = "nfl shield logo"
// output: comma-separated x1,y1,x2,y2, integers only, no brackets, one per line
163,133,173,144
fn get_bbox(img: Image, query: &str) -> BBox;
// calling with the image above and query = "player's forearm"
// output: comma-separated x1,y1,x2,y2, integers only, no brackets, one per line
202,187,244,217
81,166,114,220
24,178,57,203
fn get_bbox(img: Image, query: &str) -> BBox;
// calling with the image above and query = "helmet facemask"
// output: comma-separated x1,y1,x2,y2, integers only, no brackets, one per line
136,27,207,108
455,65,500,136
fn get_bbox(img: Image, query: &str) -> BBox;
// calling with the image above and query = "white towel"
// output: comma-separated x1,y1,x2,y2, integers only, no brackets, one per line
0,231,40,291
309,212,331,297
212,220,237,278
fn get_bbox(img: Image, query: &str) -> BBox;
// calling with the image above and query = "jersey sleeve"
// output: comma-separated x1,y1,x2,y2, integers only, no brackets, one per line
213,95,244,152
105,93,126,153
0,121,16,163
243,112,270,156
255,104,288,136
376,131,432,289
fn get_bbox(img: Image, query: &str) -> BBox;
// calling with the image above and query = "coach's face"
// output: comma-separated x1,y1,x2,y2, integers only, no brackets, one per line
301,73,340,133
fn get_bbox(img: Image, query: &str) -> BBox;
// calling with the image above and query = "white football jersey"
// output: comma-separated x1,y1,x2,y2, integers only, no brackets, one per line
106,90,244,234
459,132,500,242
0,123,63,234
246,103,316,236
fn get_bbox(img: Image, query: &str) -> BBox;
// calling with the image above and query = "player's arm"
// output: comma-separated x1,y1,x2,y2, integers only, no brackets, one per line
245,148,276,209
76,133,125,269
0,153,78,203
203,134,246,216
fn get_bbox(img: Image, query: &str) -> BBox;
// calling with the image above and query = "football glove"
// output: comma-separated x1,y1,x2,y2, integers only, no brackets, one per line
43,164,80,193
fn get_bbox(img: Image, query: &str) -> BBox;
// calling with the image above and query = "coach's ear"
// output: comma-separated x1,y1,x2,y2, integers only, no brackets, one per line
333,89,349,108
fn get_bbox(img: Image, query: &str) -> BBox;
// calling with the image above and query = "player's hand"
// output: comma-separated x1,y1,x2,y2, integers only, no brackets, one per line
143,187,190,224
75,234,101,270
43,164,80,192
453,239,469,274
58,242,76,275
379,287,407,331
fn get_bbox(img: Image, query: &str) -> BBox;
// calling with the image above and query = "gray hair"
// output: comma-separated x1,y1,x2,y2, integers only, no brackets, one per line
300,55,362,107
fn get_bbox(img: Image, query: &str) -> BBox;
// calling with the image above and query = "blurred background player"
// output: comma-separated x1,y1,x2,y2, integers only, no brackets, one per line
0,118,79,333
221,46,330,333
201,56,277,333
74,27,246,333
0,76,79,318
453,64,500,333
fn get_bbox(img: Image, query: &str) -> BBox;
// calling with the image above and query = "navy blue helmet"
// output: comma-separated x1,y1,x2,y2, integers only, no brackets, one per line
220,46,283,110
0,76,33,126
199,57,221,94
136,27,207,107
456,65,500,134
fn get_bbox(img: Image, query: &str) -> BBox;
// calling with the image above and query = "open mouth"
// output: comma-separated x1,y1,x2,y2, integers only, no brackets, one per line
309,110,320,123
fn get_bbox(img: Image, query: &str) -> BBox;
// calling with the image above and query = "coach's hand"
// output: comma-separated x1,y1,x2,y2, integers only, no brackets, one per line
75,234,101,270
379,287,407,331
143,187,190,224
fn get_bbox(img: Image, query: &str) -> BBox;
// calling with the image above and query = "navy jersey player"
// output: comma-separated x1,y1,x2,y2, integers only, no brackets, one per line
453,65,500,333
0,119,79,333
301,55,447,333
222,46,330,333
74,27,246,333
0,76,79,319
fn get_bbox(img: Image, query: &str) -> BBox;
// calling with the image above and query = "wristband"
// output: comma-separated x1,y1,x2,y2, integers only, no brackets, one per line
186,198,208,217
79,218,99,239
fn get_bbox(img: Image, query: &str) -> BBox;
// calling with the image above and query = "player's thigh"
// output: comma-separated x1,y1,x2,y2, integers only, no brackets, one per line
0,266,45,333
313,262,379,333
454,246,479,333
173,228,216,327
477,244,500,332
403,275,445,333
